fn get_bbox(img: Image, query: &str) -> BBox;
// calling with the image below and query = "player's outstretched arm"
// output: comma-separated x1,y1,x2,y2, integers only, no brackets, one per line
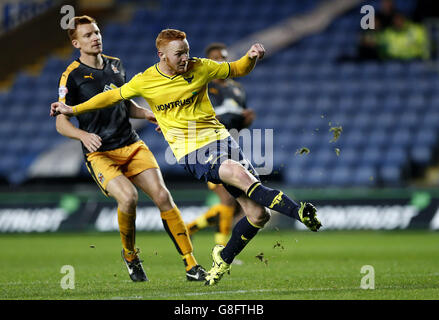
229,43,265,78
128,100,156,122
128,100,161,132
50,88,123,117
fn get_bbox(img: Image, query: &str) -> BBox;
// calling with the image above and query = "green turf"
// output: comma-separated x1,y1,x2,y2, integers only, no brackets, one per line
0,230,438,300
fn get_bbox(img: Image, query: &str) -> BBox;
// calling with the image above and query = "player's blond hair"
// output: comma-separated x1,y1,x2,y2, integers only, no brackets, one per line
67,15,97,41
156,29,187,50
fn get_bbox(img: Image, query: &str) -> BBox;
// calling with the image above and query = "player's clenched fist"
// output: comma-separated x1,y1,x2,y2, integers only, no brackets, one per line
247,43,265,60
50,102,74,117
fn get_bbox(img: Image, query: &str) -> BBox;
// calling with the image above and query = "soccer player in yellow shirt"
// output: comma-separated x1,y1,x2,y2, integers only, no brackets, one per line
54,19,206,282
186,42,256,250
50,29,322,286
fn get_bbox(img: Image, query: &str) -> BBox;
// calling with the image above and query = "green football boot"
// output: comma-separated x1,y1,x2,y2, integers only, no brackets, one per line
204,245,231,286
298,202,322,232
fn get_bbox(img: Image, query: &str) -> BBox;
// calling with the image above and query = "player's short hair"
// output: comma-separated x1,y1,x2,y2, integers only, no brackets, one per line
67,15,97,41
204,42,227,57
156,29,187,50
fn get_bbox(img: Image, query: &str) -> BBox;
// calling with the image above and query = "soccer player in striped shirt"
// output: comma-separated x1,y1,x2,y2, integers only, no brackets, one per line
50,28,321,286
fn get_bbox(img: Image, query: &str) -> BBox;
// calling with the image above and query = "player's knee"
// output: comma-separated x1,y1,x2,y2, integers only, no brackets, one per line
252,207,271,227
152,186,172,208
218,160,235,181
118,188,138,211
219,160,252,184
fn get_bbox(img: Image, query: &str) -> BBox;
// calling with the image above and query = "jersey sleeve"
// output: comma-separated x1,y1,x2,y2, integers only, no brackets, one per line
202,58,231,82
58,72,77,105
118,59,127,83
120,73,143,100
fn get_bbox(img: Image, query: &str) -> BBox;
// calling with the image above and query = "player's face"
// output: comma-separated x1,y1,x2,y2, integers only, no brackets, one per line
162,39,190,74
208,48,228,62
73,23,103,55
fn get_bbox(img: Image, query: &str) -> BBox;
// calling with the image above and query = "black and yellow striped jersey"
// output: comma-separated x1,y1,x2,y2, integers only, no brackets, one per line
58,54,139,153
208,79,247,131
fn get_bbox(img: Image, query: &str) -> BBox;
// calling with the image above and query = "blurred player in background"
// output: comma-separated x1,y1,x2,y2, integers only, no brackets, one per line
186,43,255,248
55,17,206,282
50,28,321,286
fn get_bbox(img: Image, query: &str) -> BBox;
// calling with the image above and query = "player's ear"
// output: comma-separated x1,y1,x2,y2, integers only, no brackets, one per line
72,39,80,49
158,51,166,61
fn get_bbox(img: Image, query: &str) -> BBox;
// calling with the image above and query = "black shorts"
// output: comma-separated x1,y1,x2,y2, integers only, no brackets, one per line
179,136,259,198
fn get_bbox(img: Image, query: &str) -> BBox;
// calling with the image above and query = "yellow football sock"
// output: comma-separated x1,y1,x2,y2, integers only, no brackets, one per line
214,232,229,246
182,253,198,271
216,204,234,245
218,204,235,234
117,208,136,261
161,206,197,271
186,204,222,235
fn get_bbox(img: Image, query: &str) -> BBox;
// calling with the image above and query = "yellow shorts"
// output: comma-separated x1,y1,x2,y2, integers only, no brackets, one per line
85,140,159,195
207,181,221,190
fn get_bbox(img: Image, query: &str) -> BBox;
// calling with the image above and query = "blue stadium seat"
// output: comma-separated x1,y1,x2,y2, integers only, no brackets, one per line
313,148,338,167
0,154,18,174
410,146,433,167
352,165,376,187
361,146,384,167
373,113,396,131
398,111,419,130
421,111,439,128
383,147,408,166
379,165,403,186
0,0,435,187
0,121,16,140
6,137,28,155
351,113,373,131
343,130,367,148
329,165,354,187
307,165,330,187
391,128,413,147
285,164,308,186
333,147,359,167
414,129,437,147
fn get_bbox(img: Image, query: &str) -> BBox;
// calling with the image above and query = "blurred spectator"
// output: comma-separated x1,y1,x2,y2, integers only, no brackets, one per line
379,12,430,60
342,0,430,62
356,0,397,61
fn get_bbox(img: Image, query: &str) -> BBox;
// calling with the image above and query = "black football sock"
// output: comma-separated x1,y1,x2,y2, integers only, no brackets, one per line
246,182,301,221
220,216,261,264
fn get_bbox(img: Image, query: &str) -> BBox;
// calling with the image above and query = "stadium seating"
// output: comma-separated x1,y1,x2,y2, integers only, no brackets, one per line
0,0,436,188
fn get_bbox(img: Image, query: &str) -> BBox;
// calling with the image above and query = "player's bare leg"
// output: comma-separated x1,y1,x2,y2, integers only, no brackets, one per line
106,175,147,282
130,168,206,281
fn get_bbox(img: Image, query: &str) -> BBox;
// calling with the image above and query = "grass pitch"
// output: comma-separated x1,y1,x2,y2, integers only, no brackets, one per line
0,230,438,300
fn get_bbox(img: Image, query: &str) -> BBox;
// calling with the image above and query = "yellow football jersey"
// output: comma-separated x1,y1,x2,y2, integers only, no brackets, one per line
120,58,231,160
